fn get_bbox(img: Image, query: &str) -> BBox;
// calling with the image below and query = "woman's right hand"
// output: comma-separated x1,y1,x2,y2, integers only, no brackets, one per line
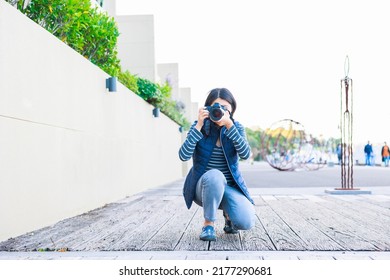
195,107,209,131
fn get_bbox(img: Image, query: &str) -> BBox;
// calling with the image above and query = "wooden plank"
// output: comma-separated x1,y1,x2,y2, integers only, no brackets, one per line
238,196,280,250
261,195,277,201
4,188,389,254
313,196,390,249
254,203,308,250
68,197,171,250
208,211,242,251
322,195,390,225
141,198,198,251
301,195,329,203
265,198,344,250
104,196,185,251
53,196,145,251
174,206,209,251
252,196,268,206
365,195,390,202
285,197,381,250
364,195,390,209
0,196,144,251
333,195,390,219
240,210,276,251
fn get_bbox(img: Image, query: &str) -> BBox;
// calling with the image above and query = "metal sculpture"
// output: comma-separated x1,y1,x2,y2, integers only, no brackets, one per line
339,56,354,189
261,119,326,171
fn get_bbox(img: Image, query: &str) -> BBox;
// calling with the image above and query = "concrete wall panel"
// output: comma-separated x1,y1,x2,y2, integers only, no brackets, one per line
0,0,183,241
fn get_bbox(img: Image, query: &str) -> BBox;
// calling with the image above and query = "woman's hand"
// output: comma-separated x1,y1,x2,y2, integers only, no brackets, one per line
214,110,234,130
195,107,209,131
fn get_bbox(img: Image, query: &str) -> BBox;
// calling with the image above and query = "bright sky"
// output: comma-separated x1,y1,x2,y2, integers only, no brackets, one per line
116,0,390,145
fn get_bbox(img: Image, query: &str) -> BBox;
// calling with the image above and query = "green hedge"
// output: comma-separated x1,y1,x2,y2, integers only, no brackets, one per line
8,0,190,129
9,0,121,76
119,72,190,130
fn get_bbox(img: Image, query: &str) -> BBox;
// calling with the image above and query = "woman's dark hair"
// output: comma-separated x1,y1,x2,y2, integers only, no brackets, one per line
204,88,237,116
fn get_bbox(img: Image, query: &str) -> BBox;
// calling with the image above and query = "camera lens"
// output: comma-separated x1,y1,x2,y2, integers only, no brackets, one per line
210,108,223,121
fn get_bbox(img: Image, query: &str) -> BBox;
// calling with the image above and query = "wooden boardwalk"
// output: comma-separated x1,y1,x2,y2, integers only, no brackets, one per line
1,179,390,254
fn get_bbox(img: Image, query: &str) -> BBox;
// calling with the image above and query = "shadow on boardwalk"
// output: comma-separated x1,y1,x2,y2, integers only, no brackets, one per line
1,176,390,257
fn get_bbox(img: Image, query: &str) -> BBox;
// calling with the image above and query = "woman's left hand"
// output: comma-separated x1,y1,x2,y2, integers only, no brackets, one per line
214,110,234,129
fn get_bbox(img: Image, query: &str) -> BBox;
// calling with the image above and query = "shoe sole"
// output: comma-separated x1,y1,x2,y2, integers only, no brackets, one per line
200,236,216,241
223,228,239,234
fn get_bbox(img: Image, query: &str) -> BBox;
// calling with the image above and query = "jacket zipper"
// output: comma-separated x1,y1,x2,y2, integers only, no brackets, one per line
220,128,238,186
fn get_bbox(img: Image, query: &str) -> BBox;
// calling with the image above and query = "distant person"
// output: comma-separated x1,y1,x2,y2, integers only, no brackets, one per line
381,142,390,167
364,141,373,166
336,143,342,164
178,88,255,241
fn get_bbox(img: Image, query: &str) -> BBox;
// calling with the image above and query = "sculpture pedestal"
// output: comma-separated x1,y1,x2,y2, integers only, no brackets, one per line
325,188,372,195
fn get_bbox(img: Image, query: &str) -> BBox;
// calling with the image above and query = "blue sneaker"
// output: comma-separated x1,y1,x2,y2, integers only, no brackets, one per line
199,225,216,241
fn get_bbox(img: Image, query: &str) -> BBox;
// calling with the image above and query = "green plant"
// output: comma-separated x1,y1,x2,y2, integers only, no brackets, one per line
136,77,161,105
152,82,190,129
118,70,138,94
159,99,190,130
9,0,121,76
157,82,172,100
8,0,190,129
245,127,264,161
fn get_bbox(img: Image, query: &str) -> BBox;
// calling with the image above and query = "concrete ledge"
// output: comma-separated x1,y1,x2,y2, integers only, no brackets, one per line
1,250,390,260
325,188,372,195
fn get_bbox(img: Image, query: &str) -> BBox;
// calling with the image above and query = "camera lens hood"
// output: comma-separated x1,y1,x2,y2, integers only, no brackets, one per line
207,103,224,121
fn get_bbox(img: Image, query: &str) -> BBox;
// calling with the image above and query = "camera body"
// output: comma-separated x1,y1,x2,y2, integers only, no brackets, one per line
206,103,225,122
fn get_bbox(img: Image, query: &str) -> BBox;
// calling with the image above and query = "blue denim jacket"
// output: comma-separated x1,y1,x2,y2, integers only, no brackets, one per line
181,120,254,209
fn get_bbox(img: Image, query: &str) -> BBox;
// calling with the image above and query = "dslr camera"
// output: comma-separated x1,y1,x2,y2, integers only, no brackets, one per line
206,103,226,122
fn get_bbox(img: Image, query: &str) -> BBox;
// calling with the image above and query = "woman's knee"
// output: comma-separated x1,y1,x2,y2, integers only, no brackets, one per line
231,210,256,230
238,214,256,230
198,169,226,200
202,169,226,186
227,202,256,230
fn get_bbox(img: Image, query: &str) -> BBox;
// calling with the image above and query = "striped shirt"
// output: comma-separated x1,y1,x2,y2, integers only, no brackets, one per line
179,123,251,161
205,146,235,186
178,127,203,161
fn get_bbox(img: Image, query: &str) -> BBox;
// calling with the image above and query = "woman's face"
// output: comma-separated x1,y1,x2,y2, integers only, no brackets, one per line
211,98,232,113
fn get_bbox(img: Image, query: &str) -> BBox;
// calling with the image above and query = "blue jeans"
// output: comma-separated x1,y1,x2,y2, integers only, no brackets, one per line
365,153,371,165
384,156,389,167
194,169,256,230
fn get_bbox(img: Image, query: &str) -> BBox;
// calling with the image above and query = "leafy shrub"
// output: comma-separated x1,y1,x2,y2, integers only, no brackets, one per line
155,83,190,129
136,77,161,105
8,0,189,129
160,99,190,130
118,70,138,94
8,0,121,76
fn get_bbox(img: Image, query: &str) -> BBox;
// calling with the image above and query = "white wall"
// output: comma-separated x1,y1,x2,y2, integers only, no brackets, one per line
101,0,116,15
157,63,180,99
0,0,183,241
115,15,156,81
179,87,197,122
